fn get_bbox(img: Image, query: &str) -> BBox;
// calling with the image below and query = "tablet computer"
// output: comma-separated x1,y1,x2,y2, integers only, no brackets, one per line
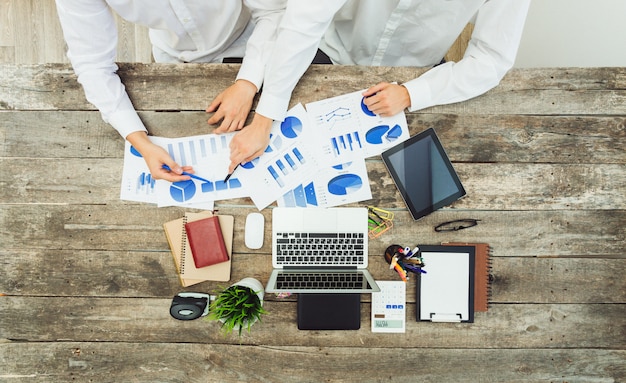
381,128,466,220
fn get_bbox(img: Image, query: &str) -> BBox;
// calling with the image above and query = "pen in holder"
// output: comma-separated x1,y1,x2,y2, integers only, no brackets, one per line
367,206,394,239
384,244,426,281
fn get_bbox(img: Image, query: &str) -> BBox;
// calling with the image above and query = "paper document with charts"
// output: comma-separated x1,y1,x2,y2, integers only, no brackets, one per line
121,89,407,210
244,104,328,210
277,159,372,208
305,89,410,166
120,132,251,208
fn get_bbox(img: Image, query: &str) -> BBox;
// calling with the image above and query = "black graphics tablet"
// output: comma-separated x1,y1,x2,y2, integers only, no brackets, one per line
381,128,466,220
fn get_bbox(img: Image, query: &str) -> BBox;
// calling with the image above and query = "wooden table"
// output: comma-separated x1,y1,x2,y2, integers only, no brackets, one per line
1,63,625,382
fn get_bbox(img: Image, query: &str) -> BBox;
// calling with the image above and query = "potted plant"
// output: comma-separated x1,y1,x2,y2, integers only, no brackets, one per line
208,277,267,336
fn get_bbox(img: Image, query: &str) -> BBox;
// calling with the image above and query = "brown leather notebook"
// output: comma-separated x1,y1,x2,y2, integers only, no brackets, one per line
184,216,229,268
443,242,492,312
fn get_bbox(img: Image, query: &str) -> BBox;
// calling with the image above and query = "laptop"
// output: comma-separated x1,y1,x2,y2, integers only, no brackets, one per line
265,207,380,294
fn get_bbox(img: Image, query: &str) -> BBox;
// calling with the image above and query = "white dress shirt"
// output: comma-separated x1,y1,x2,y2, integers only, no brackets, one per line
255,0,348,122
56,0,285,138
318,0,531,112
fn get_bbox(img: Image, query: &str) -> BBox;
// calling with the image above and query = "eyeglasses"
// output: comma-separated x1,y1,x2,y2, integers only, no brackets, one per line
434,219,480,232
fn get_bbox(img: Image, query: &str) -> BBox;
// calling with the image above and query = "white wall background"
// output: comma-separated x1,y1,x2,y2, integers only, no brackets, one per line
514,0,626,67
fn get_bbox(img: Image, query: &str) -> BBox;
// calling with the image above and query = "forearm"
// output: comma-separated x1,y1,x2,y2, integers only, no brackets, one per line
237,0,287,91
256,0,348,121
56,0,147,138
404,0,531,111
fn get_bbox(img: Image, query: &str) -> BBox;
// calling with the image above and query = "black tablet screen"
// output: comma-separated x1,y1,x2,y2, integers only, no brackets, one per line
382,128,465,220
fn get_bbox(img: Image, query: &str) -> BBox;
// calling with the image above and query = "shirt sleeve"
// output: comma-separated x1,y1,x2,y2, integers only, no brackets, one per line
404,0,531,112
55,0,146,139
255,0,348,121
237,0,287,91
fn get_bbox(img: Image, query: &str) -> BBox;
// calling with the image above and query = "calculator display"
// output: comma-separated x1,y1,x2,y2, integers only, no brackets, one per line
374,320,404,329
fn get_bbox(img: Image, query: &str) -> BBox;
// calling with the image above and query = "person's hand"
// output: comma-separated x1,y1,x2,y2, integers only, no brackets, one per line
227,113,273,173
362,82,411,117
126,131,193,182
207,79,258,133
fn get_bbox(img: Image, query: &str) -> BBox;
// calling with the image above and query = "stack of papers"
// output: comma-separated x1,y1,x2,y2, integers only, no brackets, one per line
120,90,410,210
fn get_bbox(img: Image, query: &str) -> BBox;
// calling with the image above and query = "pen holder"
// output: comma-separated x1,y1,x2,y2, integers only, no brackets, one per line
384,244,403,265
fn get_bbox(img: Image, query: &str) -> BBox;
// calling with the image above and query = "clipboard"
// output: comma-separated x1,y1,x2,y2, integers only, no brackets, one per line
416,245,475,323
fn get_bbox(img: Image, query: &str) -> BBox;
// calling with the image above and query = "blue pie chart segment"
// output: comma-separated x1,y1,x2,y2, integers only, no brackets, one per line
365,125,390,144
281,116,303,138
241,158,259,169
130,145,142,157
327,174,363,196
332,162,352,171
170,180,196,202
361,97,376,117
386,124,403,140
265,134,283,153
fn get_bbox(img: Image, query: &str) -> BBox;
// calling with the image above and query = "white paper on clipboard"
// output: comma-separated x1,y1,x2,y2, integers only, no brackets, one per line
417,246,475,323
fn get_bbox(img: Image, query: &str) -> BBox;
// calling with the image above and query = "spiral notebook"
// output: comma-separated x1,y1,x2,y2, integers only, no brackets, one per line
443,242,492,312
163,211,233,287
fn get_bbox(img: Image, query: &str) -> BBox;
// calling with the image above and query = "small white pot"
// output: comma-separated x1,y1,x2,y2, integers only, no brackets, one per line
220,277,265,332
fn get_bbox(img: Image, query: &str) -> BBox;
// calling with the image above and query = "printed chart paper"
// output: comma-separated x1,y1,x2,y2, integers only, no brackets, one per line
245,104,325,210
305,89,409,166
120,132,252,208
278,159,372,208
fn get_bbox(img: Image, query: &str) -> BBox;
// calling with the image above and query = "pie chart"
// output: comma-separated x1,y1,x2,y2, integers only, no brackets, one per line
130,145,142,157
281,116,303,138
332,162,352,170
386,124,402,140
241,158,259,169
365,125,390,144
265,133,283,153
361,97,376,117
327,174,363,195
170,180,196,202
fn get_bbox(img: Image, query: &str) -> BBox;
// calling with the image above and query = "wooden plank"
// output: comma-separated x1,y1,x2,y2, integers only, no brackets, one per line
1,156,623,210
2,64,626,115
41,0,68,64
1,249,624,304
0,0,14,48
113,14,152,63
12,0,47,64
1,343,624,383
1,297,624,349
3,111,626,164
1,205,624,257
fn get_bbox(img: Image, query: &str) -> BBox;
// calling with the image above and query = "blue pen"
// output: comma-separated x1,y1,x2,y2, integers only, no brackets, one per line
162,165,212,183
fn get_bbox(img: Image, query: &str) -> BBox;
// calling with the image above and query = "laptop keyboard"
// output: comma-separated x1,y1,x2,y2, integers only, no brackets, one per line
275,271,368,290
275,232,365,266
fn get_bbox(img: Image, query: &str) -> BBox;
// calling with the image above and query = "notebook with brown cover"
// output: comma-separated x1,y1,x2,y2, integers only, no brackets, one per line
184,216,229,268
442,242,492,312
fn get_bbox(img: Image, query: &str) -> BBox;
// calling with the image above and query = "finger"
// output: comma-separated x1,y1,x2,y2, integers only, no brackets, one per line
162,173,191,182
362,82,387,97
218,117,235,133
181,165,195,174
363,94,380,108
205,95,222,113
227,160,239,174
163,160,183,175
207,111,224,126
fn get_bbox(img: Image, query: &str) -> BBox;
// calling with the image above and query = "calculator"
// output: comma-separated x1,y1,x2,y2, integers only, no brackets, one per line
371,280,406,333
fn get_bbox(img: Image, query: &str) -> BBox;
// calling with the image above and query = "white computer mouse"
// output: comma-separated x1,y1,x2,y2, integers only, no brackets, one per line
244,212,265,249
